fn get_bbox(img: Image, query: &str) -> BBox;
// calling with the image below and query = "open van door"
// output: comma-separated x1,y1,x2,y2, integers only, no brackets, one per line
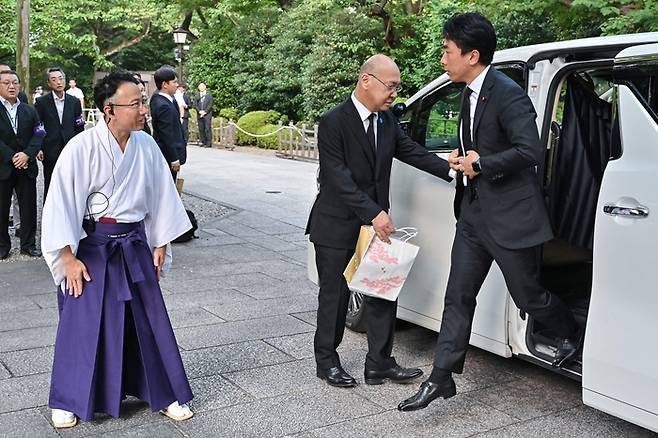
583,43,658,433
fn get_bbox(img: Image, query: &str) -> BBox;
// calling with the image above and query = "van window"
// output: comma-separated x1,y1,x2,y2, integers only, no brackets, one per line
413,64,526,151
614,59,658,121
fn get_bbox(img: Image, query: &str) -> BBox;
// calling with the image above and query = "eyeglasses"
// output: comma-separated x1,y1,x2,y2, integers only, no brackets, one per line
109,98,147,110
0,81,19,87
367,73,402,93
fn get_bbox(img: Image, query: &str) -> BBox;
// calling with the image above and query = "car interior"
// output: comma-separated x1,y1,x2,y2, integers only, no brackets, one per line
528,66,618,374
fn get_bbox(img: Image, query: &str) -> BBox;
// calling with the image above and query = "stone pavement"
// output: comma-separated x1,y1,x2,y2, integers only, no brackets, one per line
0,146,654,437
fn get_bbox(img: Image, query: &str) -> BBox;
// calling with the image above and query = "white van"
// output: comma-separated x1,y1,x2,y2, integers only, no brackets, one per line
307,33,658,432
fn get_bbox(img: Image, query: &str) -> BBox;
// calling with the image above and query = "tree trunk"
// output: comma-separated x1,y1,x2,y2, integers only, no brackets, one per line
16,0,30,96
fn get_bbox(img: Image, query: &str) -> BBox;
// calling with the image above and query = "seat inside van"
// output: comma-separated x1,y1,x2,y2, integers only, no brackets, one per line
528,67,617,374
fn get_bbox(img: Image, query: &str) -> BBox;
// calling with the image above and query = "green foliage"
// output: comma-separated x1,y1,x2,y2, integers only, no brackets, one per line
302,6,381,121
219,107,240,120
255,123,280,149
235,110,282,145
187,21,237,111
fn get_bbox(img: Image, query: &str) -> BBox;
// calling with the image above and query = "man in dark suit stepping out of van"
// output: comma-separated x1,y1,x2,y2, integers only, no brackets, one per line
398,13,581,412
306,54,454,388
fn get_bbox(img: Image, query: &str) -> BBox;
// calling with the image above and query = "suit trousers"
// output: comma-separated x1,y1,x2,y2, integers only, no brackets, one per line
433,195,579,373
313,244,397,370
198,116,212,147
0,171,37,252
43,159,56,201
181,118,189,144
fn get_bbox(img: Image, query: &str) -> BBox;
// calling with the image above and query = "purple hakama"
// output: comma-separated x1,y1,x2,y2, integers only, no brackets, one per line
49,221,192,421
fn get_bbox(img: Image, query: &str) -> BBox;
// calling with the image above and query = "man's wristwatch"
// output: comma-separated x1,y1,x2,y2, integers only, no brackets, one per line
472,156,482,173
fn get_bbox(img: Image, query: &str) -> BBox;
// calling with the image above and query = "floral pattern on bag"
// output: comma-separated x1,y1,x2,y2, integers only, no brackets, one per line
359,276,405,297
367,239,400,264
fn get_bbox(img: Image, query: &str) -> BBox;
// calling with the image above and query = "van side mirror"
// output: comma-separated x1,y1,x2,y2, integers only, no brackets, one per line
392,102,407,117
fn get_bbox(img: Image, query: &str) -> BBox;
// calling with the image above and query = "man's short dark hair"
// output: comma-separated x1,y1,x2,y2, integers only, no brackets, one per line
0,70,20,83
44,67,65,83
443,13,496,66
93,71,139,110
154,67,176,90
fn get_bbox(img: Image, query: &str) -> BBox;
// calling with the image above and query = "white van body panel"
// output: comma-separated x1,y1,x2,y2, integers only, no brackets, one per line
582,43,658,433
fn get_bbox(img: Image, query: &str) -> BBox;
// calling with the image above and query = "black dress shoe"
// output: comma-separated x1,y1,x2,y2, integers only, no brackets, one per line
20,248,42,257
317,366,357,388
364,365,423,385
0,250,9,260
397,378,457,412
552,336,582,368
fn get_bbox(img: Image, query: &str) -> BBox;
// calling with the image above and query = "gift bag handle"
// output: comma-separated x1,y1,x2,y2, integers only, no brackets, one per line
393,227,418,243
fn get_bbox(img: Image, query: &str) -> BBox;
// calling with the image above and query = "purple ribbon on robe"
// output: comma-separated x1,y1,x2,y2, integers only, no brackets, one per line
99,230,148,301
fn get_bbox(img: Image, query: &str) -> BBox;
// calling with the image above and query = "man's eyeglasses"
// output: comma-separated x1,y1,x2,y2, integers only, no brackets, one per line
367,73,402,93
0,80,19,87
109,98,147,110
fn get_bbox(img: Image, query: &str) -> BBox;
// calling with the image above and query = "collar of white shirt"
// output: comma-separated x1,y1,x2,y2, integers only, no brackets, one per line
468,65,491,97
0,96,19,110
53,92,65,102
350,92,377,127
158,91,174,102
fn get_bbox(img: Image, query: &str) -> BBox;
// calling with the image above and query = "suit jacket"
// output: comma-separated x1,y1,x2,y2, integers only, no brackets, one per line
150,93,187,165
0,102,43,180
459,67,553,249
35,92,84,163
306,98,452,249
194,92,213,118
181,92,193,119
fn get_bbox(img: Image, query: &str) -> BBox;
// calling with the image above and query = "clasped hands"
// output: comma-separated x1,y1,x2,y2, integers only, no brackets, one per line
448,148,480,178
11,152,29,169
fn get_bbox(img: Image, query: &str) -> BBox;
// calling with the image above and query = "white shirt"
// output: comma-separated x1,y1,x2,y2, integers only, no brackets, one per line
458,65,491,184
466,65,491,141
40,118,192,288
53,92,66,124
351,92,378,147
1,96,19,134
66,87,84,105
174,90,186,108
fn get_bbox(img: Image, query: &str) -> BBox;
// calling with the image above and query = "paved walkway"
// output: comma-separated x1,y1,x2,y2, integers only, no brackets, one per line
0,146,653,437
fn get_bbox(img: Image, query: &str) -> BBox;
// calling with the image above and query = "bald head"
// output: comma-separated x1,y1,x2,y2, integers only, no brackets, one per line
355,54,401,112
359,54,399,77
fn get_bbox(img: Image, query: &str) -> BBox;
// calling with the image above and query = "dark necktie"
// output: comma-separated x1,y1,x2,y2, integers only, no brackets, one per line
460,87,476,201
367,112,377,155
460,87,473,152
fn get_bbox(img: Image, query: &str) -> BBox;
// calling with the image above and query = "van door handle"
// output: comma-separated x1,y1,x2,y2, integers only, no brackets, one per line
603,203,649,218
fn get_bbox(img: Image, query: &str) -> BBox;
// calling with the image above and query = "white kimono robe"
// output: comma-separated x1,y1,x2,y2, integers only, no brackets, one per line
41,118,191,287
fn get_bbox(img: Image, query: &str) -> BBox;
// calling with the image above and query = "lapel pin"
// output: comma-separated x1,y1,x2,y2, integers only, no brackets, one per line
481,96,488,102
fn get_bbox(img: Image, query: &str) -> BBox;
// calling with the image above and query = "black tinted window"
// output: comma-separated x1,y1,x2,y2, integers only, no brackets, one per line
409,64,526,151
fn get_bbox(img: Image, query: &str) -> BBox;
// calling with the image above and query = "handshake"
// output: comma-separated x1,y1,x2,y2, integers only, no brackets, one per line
448,148,481,178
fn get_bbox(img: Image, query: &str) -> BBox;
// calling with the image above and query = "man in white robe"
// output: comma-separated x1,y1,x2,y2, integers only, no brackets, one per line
41,72,194,428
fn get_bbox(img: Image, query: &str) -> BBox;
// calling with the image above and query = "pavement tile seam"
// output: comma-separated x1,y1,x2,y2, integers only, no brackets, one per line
468,404,589,436
0,360,12,378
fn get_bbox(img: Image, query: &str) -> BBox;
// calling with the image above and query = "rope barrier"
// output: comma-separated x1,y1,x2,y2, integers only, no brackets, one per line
226,121,312,140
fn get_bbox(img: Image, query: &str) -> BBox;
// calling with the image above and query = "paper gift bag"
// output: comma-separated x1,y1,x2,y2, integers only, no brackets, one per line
344,227,420,301
175,177,185,195
344,225,376,284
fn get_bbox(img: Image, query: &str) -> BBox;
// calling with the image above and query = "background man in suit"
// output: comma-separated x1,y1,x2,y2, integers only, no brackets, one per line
175,83,193,144
0,70,43,259
194,82,213,148
398,13,580,412
0,64,28,236
306,54,454,388
35,67,84,198
150,67,186,180
0,64,28,105
65,79,85,105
